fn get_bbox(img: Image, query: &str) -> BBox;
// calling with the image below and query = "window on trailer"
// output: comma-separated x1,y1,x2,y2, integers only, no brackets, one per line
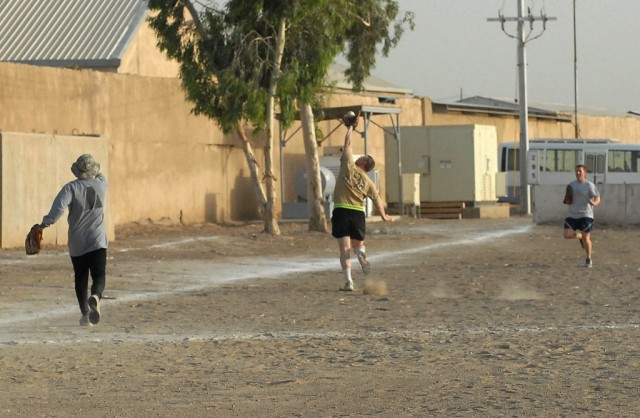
544,149,581,172
608,150,640,173
501,147,518,172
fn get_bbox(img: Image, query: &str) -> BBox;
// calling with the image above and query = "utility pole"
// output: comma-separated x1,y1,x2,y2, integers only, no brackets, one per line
573,0,579,138
488,1,555,215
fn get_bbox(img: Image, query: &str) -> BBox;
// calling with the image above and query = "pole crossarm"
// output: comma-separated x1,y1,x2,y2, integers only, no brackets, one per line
488,9,556,42
487,15,557,22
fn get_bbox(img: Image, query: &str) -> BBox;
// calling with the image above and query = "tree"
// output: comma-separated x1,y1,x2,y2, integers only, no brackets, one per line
148,0,286,234
279,1,414,232
148,0,413,234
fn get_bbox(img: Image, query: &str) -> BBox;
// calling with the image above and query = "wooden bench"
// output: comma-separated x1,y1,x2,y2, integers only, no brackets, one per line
420,201,467,220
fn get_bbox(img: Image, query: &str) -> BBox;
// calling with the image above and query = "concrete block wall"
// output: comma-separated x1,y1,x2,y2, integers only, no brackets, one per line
533,183,640,225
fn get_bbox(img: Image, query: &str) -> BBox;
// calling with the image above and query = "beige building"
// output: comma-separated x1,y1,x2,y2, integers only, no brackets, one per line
2,0,640,247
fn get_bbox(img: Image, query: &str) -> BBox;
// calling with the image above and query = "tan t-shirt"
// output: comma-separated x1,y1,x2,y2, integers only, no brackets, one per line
333,147,380,212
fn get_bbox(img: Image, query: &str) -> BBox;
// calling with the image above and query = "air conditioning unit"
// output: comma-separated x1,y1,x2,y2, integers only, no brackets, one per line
294,166,336,201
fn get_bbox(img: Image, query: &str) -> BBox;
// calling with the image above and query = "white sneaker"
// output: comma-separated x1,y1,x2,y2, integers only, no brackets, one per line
340,281,355,292
357,251,371,275
585,258,593,268
88,295,101,324
79,315,93,327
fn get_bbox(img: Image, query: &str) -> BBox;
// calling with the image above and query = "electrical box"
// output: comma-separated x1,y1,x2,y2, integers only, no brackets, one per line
402,173,420,205
385,124,500,203
495,172,507,197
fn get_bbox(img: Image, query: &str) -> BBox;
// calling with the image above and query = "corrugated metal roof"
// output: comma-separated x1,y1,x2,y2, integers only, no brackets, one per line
328,62,413,97
0,0,148,68
432,95,572,122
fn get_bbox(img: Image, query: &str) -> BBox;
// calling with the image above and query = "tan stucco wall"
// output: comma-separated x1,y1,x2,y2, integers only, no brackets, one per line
2,54,640,248
0,62,260,238
0,132,113,248
422,99,640,144
118,20,180,78
575,114,640,143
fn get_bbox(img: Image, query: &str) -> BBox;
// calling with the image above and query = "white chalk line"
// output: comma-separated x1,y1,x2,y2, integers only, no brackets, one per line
119,235,223,251
2,223,534,325
5,221,636,345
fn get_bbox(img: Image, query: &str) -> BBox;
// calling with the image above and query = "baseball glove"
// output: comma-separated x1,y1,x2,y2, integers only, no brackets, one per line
342,111,358,128
25,224,43,255
563,184,573,205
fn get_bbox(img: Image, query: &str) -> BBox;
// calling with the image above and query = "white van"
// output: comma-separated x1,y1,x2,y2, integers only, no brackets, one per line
498,139,640,203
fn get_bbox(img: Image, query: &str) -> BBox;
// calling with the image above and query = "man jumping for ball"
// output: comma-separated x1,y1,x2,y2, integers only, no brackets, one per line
331,115,391,292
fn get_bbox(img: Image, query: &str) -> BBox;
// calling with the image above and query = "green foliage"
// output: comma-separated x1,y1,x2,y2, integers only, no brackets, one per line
147,0,414,133
343,0,415,90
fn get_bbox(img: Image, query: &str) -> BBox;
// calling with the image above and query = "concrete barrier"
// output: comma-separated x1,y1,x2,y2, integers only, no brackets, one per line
533,183,640,225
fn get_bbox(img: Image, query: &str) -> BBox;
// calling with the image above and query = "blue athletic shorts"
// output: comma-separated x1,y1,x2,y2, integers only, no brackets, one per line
564,217,594,233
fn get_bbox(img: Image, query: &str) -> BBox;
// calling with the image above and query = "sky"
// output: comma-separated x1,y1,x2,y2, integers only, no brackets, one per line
368,0,639,115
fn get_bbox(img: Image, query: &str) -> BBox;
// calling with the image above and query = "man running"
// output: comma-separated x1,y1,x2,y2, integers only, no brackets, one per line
563,164,601,268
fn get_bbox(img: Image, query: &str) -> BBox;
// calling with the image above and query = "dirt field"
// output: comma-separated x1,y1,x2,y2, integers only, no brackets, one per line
1,216,639,417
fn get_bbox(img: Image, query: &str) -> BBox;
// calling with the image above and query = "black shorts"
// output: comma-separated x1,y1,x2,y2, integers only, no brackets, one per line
331,207,366,241
564,217,594,233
